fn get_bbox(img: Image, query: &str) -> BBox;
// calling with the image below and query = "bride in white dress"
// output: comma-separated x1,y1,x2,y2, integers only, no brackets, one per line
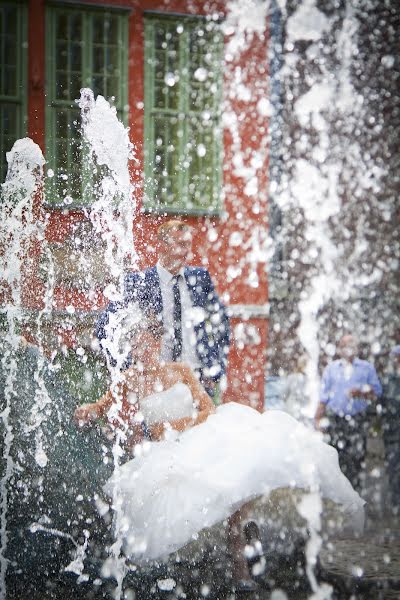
75,313,364,588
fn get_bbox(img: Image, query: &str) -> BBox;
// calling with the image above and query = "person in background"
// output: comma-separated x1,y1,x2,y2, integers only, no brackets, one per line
315,334,382,492
96,220,230,398
282,354,309,422
382,345,400,514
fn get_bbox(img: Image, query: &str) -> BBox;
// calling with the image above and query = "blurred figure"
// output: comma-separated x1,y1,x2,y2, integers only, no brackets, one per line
315,334,382,493
0,337,112,594
282,354,309,422
382,345,400,513
96,220,230,398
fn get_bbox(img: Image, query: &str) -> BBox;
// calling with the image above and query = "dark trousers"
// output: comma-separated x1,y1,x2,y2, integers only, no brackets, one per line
382,402,400,508
325,411,369,494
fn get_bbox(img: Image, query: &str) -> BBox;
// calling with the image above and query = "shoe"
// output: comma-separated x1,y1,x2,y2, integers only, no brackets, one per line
243,520,260,543
243,521,263,558
234,578,258,592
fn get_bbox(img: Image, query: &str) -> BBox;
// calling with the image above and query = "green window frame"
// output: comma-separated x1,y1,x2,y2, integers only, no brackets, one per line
0,1,27,185
45,5,129,207
143,13,223,215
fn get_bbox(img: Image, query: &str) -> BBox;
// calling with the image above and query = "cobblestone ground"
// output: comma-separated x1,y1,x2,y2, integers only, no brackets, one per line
318,514,400,600
6,515,400,600
8,513,400,600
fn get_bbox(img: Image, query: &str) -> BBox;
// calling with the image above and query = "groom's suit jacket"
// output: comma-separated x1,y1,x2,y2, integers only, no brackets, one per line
96,266,230,381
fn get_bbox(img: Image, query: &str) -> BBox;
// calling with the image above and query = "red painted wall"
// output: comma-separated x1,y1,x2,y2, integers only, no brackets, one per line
26,0,269,409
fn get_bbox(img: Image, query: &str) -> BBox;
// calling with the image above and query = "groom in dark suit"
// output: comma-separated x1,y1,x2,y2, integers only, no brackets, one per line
96,220,230,396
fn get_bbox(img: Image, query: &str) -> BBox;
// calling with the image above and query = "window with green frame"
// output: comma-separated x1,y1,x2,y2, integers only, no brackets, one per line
0,1,27,185
144,14,223,214
45,6,128,206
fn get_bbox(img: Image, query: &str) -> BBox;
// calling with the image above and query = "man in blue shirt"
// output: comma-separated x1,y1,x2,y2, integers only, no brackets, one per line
315,335,382,492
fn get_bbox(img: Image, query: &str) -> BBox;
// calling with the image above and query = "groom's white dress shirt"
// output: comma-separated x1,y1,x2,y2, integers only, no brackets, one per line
156,262,200,369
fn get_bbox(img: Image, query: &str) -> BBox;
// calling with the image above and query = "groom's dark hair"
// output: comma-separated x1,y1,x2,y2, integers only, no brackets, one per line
157,219,191,242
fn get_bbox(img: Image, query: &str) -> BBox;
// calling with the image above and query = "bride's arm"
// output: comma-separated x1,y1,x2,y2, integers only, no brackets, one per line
74,381,134,426
150,364,215,439
74,389,114,426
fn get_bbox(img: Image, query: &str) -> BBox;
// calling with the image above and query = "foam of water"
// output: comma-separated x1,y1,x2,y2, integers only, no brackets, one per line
77,88,139,597
273,1,373,596
0,138,47,597
0,92,138,596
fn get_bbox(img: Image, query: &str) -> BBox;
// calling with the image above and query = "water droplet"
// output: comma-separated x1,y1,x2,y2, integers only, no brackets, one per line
164,73,176,87
257,98,271,116
157,578,176,591
194,67,208,82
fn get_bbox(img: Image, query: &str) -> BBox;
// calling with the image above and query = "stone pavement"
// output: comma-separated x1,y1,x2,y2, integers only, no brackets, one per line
6,514,400,600
318,514,400,599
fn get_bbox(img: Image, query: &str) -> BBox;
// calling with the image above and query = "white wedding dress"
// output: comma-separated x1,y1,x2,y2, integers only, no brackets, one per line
104,383,364,564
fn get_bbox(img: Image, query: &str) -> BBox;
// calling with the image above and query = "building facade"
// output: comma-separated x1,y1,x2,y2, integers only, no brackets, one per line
0,0,270,408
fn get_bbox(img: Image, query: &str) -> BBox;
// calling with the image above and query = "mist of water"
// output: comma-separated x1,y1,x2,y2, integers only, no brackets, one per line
0,139,47,595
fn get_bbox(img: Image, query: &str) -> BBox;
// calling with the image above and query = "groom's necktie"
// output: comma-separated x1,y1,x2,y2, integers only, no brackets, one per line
172,275,183,361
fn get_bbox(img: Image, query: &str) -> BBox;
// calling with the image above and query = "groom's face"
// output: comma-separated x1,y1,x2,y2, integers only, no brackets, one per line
159,228,193,274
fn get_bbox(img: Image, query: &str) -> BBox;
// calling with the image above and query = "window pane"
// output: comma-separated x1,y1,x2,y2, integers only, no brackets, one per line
56,13,68,39
54,14,83,102
56,41,68,71
71,42,82,72
187,117,217,208
55,71,66,99
0,3,25,184
105,76,118,98
150,116,182,206
70,71,83,101
4,67,16,97
52,108,81,202
105,47,119,74
92,75,104,97
70,13,82,40
93,15,104,44
4,36,17,68
93,45,104,73
0,4,18,96
105,16,118,45
0,103,18,183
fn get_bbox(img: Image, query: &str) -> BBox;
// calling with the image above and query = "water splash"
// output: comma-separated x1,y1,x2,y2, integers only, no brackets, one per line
279,0,383,415
298,493,332,600
77,88,139,597
0,91,138,596
269,1,376,595
0,139,46,596
77,88,138,301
